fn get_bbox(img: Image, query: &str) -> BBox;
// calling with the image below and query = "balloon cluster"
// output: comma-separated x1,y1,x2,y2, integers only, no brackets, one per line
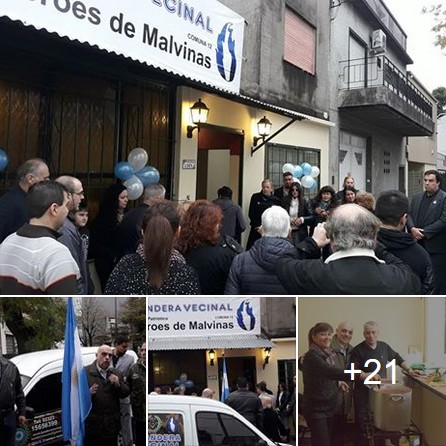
174,373,194,389
282,162,320,190
114,148,160,200
0,149,9,172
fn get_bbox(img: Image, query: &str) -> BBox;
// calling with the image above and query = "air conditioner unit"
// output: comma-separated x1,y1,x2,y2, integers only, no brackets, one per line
371,29,387,54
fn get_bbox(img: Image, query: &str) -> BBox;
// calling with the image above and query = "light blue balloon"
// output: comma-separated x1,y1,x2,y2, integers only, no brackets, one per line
136,165,160,186
0,149,8,172
293,165,303,179
301,162,312,176
114,161,134,181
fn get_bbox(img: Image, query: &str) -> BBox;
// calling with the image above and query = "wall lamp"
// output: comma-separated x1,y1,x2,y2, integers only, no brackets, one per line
187,98,210,138
209,349,215,366
263,347,271,369
253,116,272,146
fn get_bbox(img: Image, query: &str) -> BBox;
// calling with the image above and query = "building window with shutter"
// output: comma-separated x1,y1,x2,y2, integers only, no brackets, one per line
284,8,316,75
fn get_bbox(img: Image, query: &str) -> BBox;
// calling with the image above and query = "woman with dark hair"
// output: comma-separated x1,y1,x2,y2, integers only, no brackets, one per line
282,182,313,245
341,185,357,204
176,199,242,294
302,323,368,446
105,200,200,294
89,183,129,291
311,186,338,225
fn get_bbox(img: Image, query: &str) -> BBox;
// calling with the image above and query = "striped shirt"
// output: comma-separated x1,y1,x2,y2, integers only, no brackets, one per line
0,224,79,295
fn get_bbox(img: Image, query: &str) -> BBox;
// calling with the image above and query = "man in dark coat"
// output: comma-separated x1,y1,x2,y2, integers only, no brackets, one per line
247,179,281,250
407,169,446,294
84,344,130,446
0,355,26,446
0,158,50,243
376,190,434,294
276,204,421,295
225,377,263,429
118,183,166,258
274,171,294,201
128,342,146,446
225,205,296,294
213,186,246,243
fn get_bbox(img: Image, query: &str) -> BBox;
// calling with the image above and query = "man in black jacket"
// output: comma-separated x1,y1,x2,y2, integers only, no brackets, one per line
0,355,26,446
225,377,263,429
376,190,434,294
407,169,446,293
276,204,421,295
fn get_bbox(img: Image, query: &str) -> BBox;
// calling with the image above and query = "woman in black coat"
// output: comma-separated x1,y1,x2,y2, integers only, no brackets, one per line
302,322,367,446
282,182,314,246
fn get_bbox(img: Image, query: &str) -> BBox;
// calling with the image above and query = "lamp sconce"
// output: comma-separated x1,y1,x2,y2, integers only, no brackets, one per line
209,349,215,366
187,98,210,138
253,116,272,146
263,347,271,369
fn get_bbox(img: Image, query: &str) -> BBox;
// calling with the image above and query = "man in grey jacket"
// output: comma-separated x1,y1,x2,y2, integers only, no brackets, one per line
113,335,136,446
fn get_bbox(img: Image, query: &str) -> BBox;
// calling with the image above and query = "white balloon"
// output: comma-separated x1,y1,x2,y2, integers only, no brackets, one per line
292,177,301,185
128,148,149,173
301,175,315,189
123,175,144,200
310,166,320,178
282,163,295,174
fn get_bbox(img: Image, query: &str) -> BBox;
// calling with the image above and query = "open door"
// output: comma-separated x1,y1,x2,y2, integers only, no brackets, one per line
196,125,244,204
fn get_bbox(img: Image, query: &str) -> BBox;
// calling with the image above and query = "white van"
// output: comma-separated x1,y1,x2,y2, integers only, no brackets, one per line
11,347,137,446
148,394,292,446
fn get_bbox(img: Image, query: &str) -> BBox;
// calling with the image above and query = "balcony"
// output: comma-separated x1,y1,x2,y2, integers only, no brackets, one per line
338,56,434,136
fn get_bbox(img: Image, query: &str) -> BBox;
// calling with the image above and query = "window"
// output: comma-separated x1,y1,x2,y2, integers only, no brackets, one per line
277,359,296,395
284,8,316,74
196,412,264,446
266,143,320,198
26,372,62,415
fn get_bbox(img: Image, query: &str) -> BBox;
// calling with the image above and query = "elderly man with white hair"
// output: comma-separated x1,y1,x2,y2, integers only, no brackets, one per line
276,203,421,295
224,205,297,294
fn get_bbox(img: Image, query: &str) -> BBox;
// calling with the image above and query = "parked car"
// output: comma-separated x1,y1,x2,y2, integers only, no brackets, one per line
148,394,292,446
11,346,137,446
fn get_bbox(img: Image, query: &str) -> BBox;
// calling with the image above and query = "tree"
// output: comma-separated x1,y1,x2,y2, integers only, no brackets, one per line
433,86,446,113
423,4,446,50
79,296,108,346
0,297,66,353
121,297,146,344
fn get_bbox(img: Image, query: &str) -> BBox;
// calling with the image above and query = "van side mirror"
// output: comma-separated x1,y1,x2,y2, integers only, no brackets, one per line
24,406,35,420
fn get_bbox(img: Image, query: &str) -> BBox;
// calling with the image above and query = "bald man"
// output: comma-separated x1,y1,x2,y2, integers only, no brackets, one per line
331,322,354,446
276,204,421,294
84,345,130,446
201,388,215,399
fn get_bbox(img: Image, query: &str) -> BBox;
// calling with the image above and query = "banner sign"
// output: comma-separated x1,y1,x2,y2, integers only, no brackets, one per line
1,0,245,93
148,297,260,337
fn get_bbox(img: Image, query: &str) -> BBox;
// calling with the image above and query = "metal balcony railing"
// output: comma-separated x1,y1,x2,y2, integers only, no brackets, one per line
339,56,433,119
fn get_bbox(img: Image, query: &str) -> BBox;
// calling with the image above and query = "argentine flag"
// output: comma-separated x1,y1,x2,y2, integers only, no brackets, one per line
62,297,92,446
221,356,230,403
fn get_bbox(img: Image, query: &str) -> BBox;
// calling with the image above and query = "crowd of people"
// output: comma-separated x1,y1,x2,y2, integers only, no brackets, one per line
0,158,444,295
149,376,297,444
300,321,420,446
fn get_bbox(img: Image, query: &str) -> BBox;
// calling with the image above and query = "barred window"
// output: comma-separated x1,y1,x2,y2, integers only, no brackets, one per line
265,143,320,198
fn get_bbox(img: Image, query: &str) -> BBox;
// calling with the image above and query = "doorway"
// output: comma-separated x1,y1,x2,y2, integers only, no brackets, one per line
196,125,244,203
217,355,257,400
339,130,367,191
